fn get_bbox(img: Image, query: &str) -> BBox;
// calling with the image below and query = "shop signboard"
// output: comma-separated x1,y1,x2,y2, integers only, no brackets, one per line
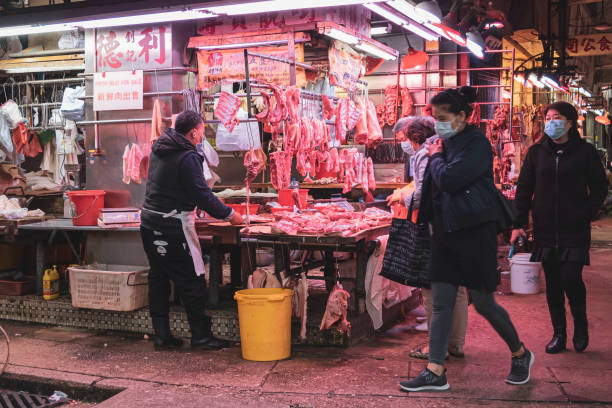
96,24,172,71
196,45,306,91
566,33,612,56
93,70,144,111
328,41,364,91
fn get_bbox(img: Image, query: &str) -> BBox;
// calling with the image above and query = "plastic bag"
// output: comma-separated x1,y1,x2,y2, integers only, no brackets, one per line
197,139,219,167
58,31,84,49
1,100,24,128
60,86,86,121
215,108,261,152
0,113,13,152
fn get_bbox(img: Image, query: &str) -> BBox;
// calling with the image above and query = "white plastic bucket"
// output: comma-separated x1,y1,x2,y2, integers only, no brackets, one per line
510,253,542,294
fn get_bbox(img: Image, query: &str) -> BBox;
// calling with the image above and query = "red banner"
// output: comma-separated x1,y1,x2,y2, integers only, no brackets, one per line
328,41,364,91
197,45,305,90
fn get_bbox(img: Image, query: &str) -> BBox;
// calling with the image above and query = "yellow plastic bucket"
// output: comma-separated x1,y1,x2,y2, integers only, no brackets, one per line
234,288,293,361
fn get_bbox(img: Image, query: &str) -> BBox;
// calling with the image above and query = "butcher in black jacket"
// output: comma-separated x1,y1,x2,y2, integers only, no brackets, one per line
141,111,242,351
512,102,608,354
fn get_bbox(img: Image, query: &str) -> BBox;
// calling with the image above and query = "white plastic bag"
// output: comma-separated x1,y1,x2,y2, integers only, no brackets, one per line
58,31,84,49
1,100,24,128
197,139,219,167
0,112,13,152
215,108,261,152
60,86,86,121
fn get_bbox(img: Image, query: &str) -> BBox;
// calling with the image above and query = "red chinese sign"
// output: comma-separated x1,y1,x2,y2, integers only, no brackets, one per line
196,45,306,91
566,33,612,56
329,41,364,91
93,70,144,111
96,25,171,71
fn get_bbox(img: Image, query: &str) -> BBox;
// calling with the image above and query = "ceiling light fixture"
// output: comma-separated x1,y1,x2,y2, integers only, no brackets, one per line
466,30,485,59
355,41,397,60
425,22,466,46
528,74,546,89
365,3,409,26
209,0,382,16
324,27,360,44
370,24,392,36
318,22,399,60
404,23,438,42
386,0,423,22
414,0,442,24
76,9,215,29
0,23,76,38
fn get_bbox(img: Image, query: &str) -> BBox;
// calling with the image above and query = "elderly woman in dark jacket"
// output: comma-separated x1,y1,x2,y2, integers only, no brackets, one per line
512,102,608,354
400,87,533,393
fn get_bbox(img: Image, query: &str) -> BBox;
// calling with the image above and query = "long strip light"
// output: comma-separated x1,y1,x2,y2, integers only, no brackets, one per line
466,31,484,59
0,23,76,37
579,87,592,98
386,0,423,22
364,3,408,26
404,23,438,41
355,41,397,59
77,9,215,29
425,22,466,46
370,24,392,36
528,74,546,89
325,27,360,44
208,0,384,16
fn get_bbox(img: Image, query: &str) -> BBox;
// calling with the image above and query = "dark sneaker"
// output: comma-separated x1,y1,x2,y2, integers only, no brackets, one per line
400,368,450,392
506,347,535,385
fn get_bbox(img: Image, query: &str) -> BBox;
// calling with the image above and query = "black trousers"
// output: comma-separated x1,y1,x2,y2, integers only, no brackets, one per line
140,226,212,339
542,256,586,333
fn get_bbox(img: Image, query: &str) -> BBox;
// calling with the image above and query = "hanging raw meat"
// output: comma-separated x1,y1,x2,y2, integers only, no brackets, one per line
255,91,271,122
150,99,163,144
329,148,340,174
214,91,241,133
384,85,398,127
320,284,351,335
400,88,414,117
346,99,361,132
268,84,288,125
366,100,383,148
335,99,349,144
467,102,481,125
286,86,301,123
244,147,263,183
354,99,368,145
375,103,386,129
122,145,131,184
322,94,335,120
270,151,293,190
367,157,376,191
129,144,144,184
285,122,300,154
361,156,369,193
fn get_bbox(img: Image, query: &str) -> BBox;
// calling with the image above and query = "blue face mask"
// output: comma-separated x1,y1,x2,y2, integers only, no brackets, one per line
434,120,457,140
544,119,567,140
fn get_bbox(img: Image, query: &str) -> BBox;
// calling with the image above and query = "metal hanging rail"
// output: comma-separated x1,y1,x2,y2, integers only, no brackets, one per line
5,77,85,86
76,117,172,126
78,67,197,77
79,90,184,100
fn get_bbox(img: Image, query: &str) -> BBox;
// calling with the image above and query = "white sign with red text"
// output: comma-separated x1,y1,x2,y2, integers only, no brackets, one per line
93,70,143,111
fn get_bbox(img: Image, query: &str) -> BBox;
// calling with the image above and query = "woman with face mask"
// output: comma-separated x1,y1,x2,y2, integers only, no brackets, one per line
512,102,608,355
400,87,533,393
389,116,468,361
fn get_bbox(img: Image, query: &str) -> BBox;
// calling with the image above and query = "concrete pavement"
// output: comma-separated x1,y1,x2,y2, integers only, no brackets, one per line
1,216,612,407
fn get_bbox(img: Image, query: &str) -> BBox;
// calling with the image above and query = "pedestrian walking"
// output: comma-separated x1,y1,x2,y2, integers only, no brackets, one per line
400,87,533,392
512,101,608,354
389,116,468,361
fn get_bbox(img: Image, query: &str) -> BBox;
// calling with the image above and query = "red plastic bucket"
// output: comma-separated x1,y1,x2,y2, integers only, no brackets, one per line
67,190,105,226
278,189,308,208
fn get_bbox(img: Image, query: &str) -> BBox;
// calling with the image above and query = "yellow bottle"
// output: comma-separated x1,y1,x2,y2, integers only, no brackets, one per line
43,265,60,300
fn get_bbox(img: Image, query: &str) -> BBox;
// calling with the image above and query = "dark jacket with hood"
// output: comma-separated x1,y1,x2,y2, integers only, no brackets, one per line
141,128,232,232
514,133,608,249
419,124,498,232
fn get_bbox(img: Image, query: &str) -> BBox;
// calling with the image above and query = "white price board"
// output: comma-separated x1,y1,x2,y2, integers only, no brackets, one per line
93,70,143,111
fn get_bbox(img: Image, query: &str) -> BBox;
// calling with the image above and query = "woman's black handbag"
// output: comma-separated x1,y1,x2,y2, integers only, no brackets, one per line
380,199,432,288
495,188,518,233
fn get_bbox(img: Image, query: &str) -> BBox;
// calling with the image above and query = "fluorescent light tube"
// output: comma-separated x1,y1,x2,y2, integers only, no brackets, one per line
466,39,484,59
370,25,391,36
355,41,397,60
528,74,546,89
404,23,438,41
386,0,424,22
210,0,382,16
76,9,214,28
0,23,76,38
325,27,360,44
365,3,408,26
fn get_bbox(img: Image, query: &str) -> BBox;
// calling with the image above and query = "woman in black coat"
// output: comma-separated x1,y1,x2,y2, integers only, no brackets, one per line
512,102,608,354
400,87,533,393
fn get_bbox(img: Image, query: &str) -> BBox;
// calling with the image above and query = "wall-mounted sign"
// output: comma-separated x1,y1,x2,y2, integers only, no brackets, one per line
196,45,305,91
566,33,612,56
329,41,364,91
96,24,172,71
93,70,143,111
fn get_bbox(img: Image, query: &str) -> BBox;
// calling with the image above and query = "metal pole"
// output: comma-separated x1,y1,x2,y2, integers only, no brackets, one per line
244,49,253,119
9,77,84,86
508,47,516,148
79,90,184,100
78,66,197,77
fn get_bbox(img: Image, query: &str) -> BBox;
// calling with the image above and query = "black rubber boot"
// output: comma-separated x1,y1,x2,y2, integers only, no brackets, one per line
571,305,589,352
545,330,567,354
152,317,184,350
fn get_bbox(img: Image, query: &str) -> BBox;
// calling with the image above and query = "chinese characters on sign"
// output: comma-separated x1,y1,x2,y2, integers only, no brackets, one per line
93,70,144,111
328,41,364,92
196,45,306,91
96,25,171,71
566,33,612,56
